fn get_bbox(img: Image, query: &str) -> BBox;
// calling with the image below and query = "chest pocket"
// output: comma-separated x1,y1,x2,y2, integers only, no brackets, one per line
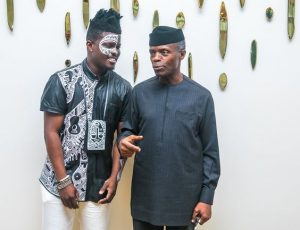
175,110,202,135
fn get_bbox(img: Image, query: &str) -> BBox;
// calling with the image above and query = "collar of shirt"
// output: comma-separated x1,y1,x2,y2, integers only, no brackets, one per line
82,59,109,83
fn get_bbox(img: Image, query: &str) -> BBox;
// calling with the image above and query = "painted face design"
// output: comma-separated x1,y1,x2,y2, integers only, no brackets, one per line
99,34,119,56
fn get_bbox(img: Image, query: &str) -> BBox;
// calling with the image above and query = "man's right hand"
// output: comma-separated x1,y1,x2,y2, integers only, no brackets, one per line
58,184,79,209
118,135,144,157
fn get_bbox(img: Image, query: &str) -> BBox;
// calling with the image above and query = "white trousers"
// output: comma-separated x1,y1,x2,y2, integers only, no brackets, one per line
41,185,110,230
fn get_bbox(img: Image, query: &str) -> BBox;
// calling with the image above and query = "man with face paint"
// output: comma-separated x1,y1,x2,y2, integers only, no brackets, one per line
118,26,220,230
39,9,131,230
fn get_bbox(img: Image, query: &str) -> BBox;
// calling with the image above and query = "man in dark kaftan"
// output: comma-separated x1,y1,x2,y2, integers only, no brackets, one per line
118,26,220,230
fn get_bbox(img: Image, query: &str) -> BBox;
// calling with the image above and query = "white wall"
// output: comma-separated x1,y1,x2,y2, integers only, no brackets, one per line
0,0,299,229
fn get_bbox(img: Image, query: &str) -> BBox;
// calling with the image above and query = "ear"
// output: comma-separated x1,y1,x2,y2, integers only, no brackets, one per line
179,50,186,60
86,40,93,52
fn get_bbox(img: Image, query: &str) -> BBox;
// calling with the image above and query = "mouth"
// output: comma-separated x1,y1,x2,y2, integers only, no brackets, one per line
108,57,117,64
153,65,164,71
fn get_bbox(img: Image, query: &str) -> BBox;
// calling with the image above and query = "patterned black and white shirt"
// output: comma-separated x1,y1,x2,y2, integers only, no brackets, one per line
40,60,131,202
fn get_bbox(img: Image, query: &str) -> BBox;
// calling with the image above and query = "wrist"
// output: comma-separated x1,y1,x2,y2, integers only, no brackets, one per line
58,175,69,182
109,174,118,181
57,175,73,190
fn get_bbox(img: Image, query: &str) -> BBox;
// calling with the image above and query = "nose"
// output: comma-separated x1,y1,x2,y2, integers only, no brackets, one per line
151,52,161,62
110,47,118,56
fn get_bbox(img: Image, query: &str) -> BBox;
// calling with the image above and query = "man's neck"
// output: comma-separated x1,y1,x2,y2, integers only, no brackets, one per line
159,72,183,85
86,58,105,78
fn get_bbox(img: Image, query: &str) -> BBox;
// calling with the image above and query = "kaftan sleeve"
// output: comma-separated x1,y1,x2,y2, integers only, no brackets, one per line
198,92,220,205
119,82,133,122
40,74,67,115
117,87,140,143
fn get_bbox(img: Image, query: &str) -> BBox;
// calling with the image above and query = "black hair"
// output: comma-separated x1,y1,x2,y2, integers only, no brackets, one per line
86,8,122,41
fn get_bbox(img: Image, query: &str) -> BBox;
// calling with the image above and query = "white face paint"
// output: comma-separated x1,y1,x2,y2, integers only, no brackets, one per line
99,34,119,56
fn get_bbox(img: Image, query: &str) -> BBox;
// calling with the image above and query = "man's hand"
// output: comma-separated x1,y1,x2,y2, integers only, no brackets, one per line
58,184,79,209
191,202,212,225
118,135,143,157
98,176,118,204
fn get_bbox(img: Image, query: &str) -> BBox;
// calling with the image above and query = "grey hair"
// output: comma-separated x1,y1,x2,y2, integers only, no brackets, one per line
177,40,186,51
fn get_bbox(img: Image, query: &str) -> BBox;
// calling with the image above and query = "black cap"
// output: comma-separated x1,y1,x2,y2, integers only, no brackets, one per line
149,26,185,46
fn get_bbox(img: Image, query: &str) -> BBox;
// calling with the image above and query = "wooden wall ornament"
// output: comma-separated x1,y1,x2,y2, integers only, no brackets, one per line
83,0,89,29
110,0,120,13
251,40,257,70
176,12,185,29
153,10,159,29
132,0,139,17
36,0,46,13
65,12,71,45
133,51,139,83
219,2,228,59
188,52,193,79
219,73,227,90
7,0,14,31
288,0,295,40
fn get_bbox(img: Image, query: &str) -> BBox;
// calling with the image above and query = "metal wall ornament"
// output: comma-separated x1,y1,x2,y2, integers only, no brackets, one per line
198,0,204,8
176,12,185,29
36,0,46,13
153,10,159,29
110,0,120,13
7,0,14,31
188,52,192,79
219,2,228,59
266,7,274,21
132,0,139,17
240,0,245,8
219,73,227,90
251,40,257,70
288,0,295,40
83,0,89,29
65,12,71,45
133,51,139,83
36,0,46,12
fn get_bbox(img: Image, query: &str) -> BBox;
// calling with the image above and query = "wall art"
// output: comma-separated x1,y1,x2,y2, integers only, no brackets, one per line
132,0,139,17
133,51,138,83
288,0,295,40
7,0,14,31
83,0,89,29
65,12,71,45
176,12,185,29
37,0,46,13
219,2,228,59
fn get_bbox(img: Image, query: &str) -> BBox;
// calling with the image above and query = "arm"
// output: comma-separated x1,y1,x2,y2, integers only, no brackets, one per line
98,143,120,204
44,112,79,209
117,88,143,157
111,123,123,179
98,122,123,204
192,93,220,225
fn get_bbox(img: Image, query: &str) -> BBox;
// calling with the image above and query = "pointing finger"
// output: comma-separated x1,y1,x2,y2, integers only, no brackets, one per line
129,135,144,142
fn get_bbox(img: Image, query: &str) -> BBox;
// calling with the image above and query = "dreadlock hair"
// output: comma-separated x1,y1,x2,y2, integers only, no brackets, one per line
86,8,122,42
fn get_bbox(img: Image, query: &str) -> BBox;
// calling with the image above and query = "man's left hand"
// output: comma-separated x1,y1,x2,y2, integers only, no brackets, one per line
98,176,118,204
191,202,212,225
